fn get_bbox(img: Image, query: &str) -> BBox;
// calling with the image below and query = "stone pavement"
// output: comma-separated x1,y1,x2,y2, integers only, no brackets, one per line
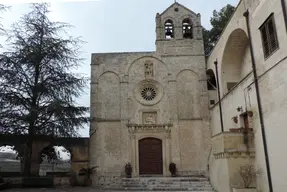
2,187,104,192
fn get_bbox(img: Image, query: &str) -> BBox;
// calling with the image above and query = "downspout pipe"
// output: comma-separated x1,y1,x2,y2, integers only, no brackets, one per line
243,10,274,192
214,60,224,133
281,0,287,32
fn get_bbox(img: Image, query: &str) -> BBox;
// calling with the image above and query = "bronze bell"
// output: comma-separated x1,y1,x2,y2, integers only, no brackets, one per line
166,28,173,37
166,31,172,36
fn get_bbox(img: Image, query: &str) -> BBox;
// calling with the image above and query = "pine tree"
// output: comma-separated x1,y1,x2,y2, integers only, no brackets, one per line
0,3,89,176
203,4,236,56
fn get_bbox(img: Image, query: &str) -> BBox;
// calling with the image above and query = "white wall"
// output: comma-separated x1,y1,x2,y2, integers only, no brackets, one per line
207,0,287,191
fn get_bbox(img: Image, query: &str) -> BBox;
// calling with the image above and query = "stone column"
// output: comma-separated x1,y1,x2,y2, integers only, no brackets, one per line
165,126,171,176
120,79,129,168
128,126,137,177
168,80,181,168
30,141,49,176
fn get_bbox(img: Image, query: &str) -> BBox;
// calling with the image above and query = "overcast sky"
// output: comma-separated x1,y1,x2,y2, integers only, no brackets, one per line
0,0,238,137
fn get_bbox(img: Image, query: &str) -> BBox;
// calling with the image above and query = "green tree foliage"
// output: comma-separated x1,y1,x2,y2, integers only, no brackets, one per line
0,3,89,176
203,4,236,56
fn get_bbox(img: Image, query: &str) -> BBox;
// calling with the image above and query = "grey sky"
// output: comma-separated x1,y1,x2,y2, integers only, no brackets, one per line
0,0,238,137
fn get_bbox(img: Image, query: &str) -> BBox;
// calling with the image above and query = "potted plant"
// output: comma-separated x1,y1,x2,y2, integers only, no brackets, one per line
125,163,132,178
232,116,238,123
169,162,177,177
233,164,259,192
78,166,98,186
247,111,253,117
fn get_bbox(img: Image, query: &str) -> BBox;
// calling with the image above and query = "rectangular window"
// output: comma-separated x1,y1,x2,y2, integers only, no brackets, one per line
210,100,215,105
259,14,279,58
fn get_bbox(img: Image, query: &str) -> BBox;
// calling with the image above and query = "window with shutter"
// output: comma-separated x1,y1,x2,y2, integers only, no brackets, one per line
259,14,279,58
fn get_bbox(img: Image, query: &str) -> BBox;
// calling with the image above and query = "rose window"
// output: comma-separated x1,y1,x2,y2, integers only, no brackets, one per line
141,87,156,101
134,80,163,106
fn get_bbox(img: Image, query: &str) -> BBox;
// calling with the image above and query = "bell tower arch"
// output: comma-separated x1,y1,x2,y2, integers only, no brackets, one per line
155,2,204,56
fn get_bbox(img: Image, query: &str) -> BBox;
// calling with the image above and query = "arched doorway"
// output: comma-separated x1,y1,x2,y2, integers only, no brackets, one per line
221,28,250,94
206,69,217,91
139,138,163,175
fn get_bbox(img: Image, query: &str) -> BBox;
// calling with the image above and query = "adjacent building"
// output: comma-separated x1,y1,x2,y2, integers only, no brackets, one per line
207,0,287,192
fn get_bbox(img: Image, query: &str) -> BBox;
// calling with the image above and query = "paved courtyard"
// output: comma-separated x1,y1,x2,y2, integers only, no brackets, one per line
2,187,105,192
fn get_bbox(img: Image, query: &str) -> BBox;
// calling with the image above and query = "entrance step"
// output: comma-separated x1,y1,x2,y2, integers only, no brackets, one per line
104,176,214,191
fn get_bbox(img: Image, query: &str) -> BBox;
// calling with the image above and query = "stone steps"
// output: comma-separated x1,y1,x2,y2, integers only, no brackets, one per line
104,176,214,191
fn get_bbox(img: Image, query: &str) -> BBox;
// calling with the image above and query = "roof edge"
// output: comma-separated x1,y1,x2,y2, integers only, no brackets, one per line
207,0,243,58
160,2,198,16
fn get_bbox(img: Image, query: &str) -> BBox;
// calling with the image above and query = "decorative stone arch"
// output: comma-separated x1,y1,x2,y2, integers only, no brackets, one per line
176,69,200,119
97,71,120,84
125,56,170,77
162,16,177,26
179,14,195,22
0,134,89,176
221,28,250,94
176,69,199,79
97,71,121,119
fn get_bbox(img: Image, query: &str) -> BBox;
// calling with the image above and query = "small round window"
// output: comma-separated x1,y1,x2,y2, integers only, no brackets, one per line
134,80,164,106
141,87,156,101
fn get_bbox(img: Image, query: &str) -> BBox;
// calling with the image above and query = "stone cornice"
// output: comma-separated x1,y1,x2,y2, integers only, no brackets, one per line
92,118,121,122
211,131,254,138
214,151,255,159
126,124,172,135
126,123,172,127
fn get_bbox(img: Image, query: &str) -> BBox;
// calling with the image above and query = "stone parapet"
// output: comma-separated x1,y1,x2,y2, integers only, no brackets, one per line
212,132,255,157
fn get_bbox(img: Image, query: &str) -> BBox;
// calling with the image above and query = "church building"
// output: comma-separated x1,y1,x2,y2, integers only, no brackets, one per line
90,2,211,185
91,0,287,191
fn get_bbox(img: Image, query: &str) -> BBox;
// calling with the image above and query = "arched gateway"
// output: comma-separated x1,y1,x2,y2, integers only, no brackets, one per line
139,138,163,175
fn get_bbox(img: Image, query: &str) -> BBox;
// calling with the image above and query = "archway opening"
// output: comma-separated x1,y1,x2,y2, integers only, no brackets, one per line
206,69,217,105
0,145,21,176
221,29,250,94
139,138,163,175
165,19,174,39
39,145,71,177
182,18,193,39
206,69,217,90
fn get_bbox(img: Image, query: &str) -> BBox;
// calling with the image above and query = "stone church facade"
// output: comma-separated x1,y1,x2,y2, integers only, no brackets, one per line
91,0,287,191
90,2,211,185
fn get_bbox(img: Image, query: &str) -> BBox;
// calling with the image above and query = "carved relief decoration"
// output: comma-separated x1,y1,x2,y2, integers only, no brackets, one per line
213,151,255,159
143,112,157,125
127,124,172,138
144,60,154,79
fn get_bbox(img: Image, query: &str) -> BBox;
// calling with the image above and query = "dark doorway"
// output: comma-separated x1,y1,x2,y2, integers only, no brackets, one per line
139,138,163,175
